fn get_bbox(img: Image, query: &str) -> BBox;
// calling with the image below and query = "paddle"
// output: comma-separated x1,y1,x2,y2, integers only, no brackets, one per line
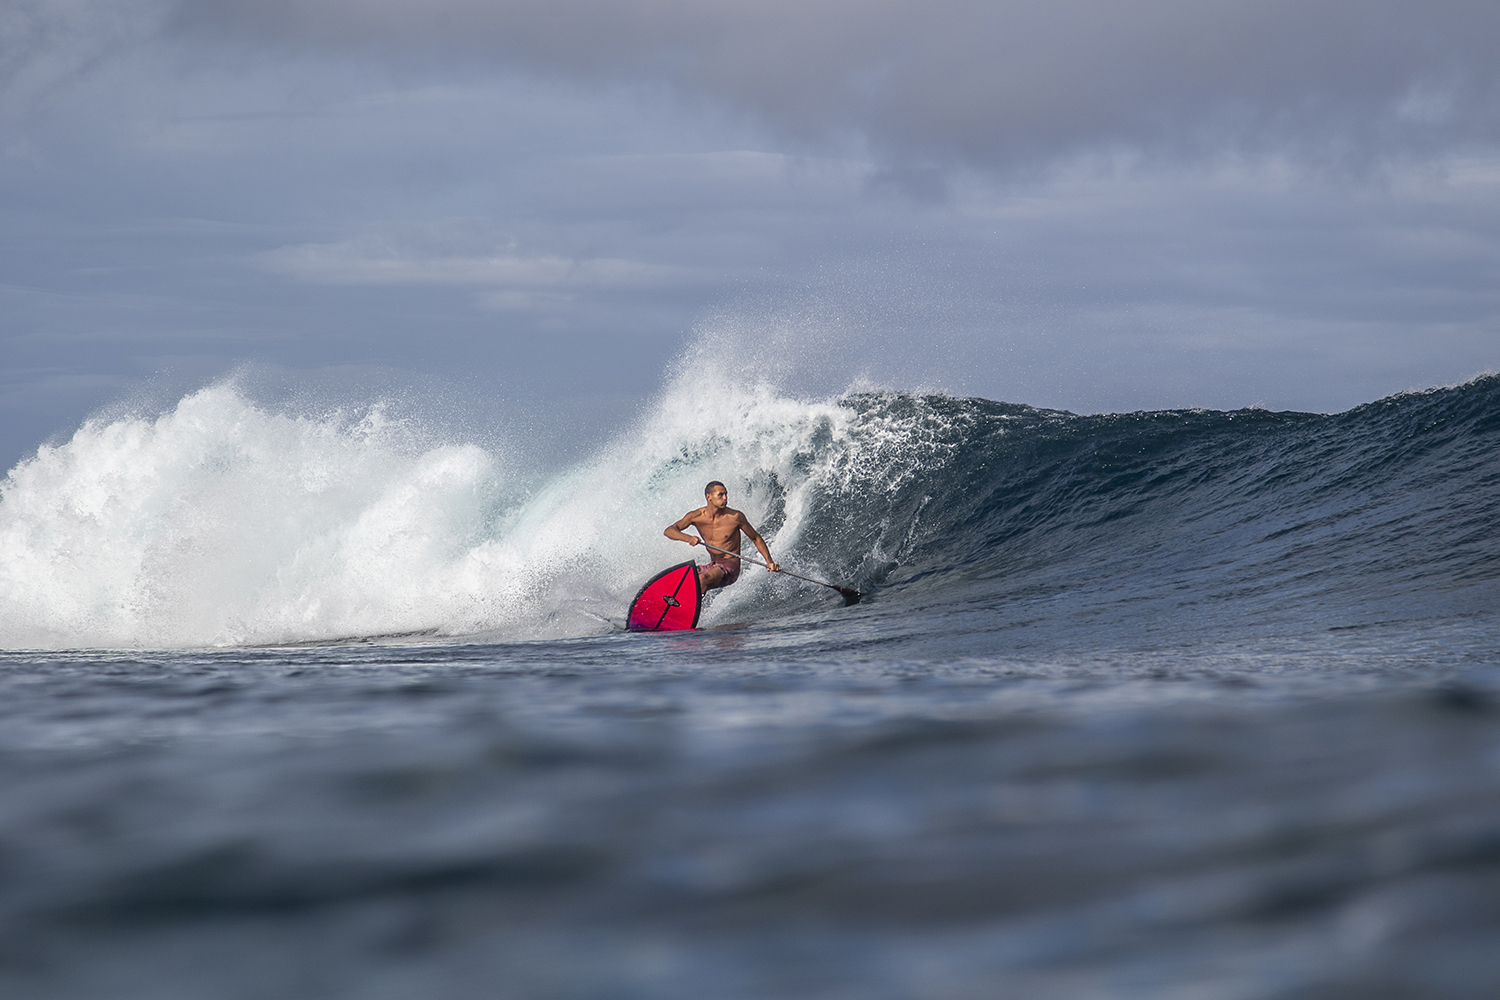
699,541,862,606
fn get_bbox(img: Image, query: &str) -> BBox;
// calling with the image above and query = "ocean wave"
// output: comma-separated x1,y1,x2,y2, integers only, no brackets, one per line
3,374,1497,650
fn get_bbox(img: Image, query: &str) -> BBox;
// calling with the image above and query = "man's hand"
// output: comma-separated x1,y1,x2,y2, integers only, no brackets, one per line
766,561,780,572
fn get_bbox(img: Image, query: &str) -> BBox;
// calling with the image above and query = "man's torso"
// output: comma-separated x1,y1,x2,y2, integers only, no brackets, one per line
690,506,744,560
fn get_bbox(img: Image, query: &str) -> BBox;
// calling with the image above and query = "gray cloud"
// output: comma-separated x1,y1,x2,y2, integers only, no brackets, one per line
170,0,1500,165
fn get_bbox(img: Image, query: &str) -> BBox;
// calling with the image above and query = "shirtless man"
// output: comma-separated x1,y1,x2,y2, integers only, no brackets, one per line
664,481,780,590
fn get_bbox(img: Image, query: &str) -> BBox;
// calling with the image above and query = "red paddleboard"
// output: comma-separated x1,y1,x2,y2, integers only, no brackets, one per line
627,561,702,631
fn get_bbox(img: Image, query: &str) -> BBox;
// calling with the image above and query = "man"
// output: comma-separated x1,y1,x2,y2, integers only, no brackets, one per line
664,481,780,590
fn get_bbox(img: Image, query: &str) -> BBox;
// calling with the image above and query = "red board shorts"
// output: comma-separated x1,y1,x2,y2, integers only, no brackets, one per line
701,558,741,587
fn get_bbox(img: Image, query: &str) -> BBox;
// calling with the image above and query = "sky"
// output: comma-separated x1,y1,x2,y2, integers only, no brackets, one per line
3,0,1499,470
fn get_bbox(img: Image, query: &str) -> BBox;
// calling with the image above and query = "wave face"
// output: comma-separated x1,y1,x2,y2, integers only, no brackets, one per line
816,373,1500,648
3,374,1498,649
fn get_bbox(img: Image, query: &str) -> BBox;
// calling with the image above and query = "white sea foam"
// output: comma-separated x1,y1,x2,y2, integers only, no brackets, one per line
0,371,892,649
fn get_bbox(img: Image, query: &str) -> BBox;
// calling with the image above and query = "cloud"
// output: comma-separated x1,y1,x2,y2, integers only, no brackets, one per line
168,0,1500,167
259,239,693,289
255,230,719,316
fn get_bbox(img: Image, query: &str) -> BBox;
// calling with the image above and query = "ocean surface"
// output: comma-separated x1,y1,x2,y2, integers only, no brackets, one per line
2,373,1499,999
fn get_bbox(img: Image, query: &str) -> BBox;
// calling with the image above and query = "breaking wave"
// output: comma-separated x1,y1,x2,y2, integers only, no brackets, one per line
2,370,1497,649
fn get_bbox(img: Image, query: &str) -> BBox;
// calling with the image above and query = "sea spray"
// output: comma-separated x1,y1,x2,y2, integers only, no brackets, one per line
0,375,938,648
0,387,509,647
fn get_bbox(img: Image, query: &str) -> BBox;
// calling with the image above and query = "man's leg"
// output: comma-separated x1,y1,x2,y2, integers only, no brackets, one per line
698,562,729,591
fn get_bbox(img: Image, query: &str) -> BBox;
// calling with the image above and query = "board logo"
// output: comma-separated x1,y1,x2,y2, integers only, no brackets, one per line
664,596,680,607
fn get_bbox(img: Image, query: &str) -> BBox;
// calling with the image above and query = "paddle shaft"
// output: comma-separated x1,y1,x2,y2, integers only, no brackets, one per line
698,541,858,598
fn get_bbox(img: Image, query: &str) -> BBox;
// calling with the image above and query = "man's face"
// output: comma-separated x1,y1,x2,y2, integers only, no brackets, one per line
706,486,728,509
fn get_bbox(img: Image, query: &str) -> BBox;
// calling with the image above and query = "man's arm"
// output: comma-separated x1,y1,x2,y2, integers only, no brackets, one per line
740,517,780,572
664,510,703,546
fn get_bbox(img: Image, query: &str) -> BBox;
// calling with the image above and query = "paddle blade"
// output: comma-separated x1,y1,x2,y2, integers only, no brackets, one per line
836,587,862,606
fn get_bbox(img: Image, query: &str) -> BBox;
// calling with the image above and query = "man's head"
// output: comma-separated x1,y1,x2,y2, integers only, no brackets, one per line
705,481,727,509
